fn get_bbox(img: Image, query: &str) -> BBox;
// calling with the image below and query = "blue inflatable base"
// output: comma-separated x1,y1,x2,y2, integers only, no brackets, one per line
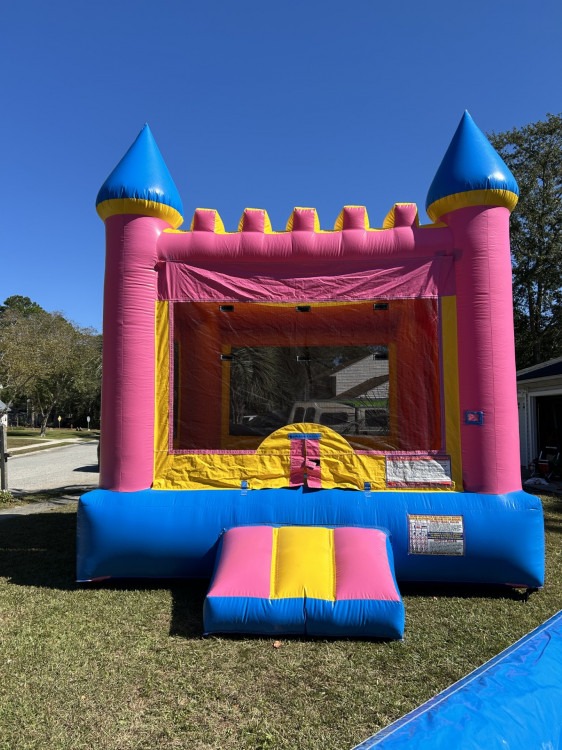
76,487,544,587
353,610,562,749
204,596,405,639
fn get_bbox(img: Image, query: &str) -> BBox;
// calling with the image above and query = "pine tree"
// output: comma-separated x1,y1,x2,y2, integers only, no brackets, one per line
489,114,562,367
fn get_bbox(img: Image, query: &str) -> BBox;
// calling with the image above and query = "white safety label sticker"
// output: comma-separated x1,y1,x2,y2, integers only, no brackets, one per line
387,456,452,486
408,514,464,556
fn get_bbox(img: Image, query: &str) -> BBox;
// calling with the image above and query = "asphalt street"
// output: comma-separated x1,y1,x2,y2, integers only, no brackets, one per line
7,441,99,494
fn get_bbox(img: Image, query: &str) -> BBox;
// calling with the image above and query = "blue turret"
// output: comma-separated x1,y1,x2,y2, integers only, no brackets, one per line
96,124,184,228
426,111,519,223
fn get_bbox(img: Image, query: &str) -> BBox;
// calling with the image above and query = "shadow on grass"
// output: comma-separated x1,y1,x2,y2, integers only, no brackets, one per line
169,580,209,638
0,511,78,590
0,510,207,637
400,581,533,602
542,495,562,535
8,487,95,503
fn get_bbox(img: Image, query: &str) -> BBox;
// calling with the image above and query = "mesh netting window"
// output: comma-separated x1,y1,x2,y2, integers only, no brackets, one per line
171,300,441,452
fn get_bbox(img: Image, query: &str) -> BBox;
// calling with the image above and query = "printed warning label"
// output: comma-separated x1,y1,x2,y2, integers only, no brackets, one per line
386,456,452,487
408,514,464,556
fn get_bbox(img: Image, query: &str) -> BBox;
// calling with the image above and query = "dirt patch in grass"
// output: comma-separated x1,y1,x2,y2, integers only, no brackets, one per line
0,497,560,750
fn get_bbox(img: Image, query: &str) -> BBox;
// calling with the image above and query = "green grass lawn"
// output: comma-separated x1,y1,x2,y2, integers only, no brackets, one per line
8,429,99,448
0,496,560,750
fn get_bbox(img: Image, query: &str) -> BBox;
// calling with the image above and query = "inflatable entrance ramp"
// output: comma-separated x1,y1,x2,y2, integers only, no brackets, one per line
203,525,404,638
353,609,562,749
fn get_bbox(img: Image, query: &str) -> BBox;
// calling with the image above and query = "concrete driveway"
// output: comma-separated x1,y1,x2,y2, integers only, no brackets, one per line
1,441,99,517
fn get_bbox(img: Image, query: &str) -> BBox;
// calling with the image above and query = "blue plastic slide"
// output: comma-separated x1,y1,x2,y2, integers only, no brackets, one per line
353,610,562,749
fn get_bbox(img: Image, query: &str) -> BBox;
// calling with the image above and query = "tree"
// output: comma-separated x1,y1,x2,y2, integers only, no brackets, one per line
27,319,101,435
0,295,44,318
0,299,102,435
0,300,51,398
489,114,562,367
54,330,102,427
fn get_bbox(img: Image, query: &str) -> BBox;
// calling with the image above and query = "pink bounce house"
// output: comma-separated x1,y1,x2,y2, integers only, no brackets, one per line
77,112,544,640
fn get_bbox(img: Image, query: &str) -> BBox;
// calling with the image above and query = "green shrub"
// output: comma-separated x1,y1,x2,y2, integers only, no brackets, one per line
0,488,14,504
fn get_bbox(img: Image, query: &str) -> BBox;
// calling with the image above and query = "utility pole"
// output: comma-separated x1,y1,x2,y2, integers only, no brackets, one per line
0,420,8,491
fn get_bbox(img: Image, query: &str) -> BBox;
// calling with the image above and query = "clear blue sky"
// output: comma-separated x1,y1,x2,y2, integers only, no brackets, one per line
1,0,561,332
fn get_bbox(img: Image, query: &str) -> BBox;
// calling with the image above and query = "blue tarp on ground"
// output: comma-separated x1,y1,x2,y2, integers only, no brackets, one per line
353,610,562,749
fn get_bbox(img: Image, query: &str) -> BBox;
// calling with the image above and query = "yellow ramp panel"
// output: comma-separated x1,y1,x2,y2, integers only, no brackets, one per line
271,527,335,601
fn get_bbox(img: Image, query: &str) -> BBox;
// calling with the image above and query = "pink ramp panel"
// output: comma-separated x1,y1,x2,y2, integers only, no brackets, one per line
203,526,405,638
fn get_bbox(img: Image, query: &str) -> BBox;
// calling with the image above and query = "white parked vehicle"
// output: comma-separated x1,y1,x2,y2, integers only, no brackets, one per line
287,401,389,435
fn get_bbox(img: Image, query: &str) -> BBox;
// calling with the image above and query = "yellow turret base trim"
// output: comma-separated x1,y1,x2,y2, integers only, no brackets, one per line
96,198,184,228
427,189,518,223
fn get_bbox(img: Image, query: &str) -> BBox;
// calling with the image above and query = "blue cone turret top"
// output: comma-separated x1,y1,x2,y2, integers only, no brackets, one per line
96,124,184,228
426,111,519,223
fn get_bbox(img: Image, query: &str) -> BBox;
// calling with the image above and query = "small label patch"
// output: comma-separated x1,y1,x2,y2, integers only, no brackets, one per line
408,514,464,556
386,456,452,487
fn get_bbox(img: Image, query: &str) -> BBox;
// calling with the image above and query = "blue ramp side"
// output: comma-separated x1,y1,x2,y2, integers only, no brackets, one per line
353,610,562,749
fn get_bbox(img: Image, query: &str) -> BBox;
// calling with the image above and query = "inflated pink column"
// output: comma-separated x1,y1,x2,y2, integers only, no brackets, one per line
99,215,165,490
95,124,184,491
445,206,520,493
426,112,520,494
